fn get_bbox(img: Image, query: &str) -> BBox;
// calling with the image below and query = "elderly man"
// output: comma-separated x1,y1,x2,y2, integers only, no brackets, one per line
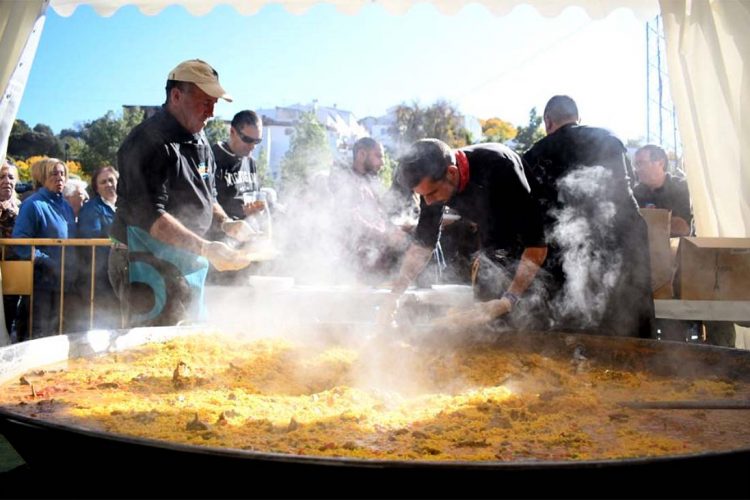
109,59,254,327
632,144,693,237
381,138,547,329
523,95,655,338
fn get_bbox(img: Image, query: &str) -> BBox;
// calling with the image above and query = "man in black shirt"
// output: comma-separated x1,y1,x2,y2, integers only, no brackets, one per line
633,145,741,346
633,144,693,237
212,110,265,221
381,138,548,329
523,95,655,338
110,59,255,327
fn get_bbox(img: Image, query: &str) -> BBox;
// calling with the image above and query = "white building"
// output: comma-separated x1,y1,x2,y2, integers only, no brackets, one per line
359,109,399,153
256,102,368,182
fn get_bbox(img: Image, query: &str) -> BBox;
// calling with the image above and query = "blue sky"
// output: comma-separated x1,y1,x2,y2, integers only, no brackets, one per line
18,3,648,141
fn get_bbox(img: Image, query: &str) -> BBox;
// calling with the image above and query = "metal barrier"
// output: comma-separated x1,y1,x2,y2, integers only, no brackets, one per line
0,238,112,337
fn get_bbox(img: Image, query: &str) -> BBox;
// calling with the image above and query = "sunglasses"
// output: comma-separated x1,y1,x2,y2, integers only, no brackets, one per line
235,128,262,145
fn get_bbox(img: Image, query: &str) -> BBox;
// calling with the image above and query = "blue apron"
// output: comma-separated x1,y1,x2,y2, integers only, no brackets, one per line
127,226,209,326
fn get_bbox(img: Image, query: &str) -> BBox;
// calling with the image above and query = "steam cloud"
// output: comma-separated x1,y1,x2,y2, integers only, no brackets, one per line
549,165,623,330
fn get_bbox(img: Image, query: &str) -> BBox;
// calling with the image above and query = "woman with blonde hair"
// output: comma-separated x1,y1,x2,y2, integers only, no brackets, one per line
12,157,78,340
19,159,45,203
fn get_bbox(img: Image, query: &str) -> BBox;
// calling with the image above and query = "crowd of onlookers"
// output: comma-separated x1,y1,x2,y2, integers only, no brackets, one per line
0,157,119,343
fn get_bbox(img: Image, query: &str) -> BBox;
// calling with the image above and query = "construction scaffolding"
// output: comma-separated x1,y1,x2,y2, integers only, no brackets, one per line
646,15,683,173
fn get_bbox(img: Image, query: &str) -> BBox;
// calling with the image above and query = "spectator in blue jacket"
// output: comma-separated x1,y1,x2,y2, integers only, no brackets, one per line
12,158,77,340
77,166,119,329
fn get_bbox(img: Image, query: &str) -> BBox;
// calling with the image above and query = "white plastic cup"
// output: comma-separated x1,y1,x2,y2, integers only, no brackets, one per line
243,191,267,205
242,192,257,205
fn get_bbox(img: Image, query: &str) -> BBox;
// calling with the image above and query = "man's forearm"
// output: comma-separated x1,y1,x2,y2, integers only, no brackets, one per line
391,243,434,294
149,213,206,255
212,203,230,225
506,246,547,296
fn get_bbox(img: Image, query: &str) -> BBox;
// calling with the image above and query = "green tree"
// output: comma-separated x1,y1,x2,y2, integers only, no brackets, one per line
11,119,31,136
59,128,81,140
8,119,63,158
77,107,144,174
63,137,87,164
378,149,396,188
513,107,545,154
204,118,229,145
33,123,55,136
280,111,331,192
481,117,517,143
389,100,469,149
256,146,274,188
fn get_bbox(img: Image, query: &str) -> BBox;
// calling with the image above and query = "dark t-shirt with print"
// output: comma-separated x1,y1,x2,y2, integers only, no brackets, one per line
212,141,259,220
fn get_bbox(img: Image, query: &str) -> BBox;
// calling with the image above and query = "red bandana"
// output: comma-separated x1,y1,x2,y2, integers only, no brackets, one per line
455,150,470,193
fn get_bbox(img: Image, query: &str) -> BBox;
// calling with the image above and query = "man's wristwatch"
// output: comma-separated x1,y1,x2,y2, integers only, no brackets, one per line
502,291,520,309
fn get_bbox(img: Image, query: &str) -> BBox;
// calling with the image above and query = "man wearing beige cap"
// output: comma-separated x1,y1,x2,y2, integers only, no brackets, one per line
109,59,255,327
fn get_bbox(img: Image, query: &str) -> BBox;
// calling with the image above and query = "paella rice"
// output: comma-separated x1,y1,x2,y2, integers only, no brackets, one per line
1,332,749,461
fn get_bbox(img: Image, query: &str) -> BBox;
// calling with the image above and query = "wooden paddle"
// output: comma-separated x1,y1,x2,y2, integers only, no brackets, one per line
620,399,750,410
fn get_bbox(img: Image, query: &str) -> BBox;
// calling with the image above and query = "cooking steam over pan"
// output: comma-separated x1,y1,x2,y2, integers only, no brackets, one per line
0,325,748,498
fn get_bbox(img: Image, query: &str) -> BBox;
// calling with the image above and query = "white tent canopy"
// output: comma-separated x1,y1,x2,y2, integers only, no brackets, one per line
1,0,748,238
47,0,661,19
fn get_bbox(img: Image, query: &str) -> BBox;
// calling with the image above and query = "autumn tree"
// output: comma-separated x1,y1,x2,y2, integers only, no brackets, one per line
513,107,545,154
481,117,517,143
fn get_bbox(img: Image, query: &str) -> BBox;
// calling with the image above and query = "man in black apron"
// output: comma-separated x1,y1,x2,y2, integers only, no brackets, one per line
109,59,255,327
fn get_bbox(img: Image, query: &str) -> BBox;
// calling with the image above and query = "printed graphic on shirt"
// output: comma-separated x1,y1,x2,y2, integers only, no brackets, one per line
222,157,258,195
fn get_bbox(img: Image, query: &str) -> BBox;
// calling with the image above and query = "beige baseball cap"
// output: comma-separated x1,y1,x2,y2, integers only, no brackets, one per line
167,59,233,102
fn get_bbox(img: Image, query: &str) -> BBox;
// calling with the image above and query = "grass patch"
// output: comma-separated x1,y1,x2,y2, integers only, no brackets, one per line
0,433,24,472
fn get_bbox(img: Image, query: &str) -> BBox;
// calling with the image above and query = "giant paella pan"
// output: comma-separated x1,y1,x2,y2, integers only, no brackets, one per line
0,322,749,498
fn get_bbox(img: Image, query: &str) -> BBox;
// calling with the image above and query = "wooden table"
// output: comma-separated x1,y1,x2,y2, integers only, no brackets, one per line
654,300,750,322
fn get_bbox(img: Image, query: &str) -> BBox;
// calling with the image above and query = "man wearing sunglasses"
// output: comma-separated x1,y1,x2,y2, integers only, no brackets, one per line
212,110,265,222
